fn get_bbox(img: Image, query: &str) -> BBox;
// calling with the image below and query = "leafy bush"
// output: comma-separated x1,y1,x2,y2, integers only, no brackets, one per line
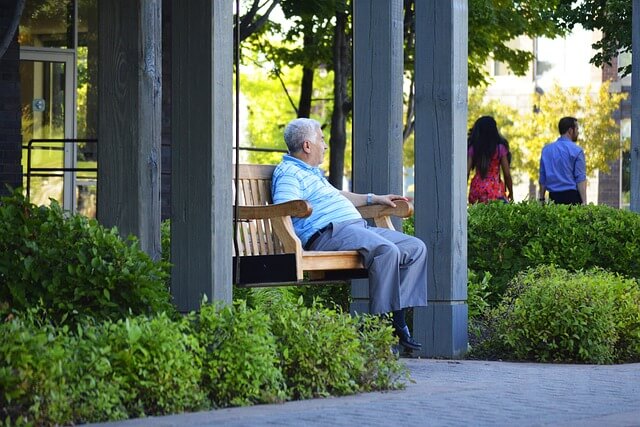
468,202,640,300
161,219,171,265
2,311,207,425
609,277,640,362
356,315,409,391
102,313,208,417
0,308,128,426
238,290,407,394
1,299,409,424
290,283,351,312
0,311,72,425
268,298,365,399
0,192,174,324
467,269,492,320
63,321,129,423
485,266,640,364
402,215,414,236
160,219,172,282
191,301,285,407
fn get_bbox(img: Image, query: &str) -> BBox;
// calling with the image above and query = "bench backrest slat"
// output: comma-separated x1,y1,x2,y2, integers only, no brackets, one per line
233,164,285,257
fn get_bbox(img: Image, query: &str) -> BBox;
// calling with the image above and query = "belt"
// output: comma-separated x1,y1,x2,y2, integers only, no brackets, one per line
304,224,332,250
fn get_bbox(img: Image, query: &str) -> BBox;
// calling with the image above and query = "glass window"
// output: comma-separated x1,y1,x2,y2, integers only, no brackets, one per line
20,59,67,206
77,0,98,139
618,51,632,78
19,0,75,48
76,0,98,217
493,60,510,76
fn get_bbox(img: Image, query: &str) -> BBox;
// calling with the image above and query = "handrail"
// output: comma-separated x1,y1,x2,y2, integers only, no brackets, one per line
23,138,98,200
232,146,287,154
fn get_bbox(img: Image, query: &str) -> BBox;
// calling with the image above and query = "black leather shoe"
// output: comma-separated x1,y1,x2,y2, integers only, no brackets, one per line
395,325,422,351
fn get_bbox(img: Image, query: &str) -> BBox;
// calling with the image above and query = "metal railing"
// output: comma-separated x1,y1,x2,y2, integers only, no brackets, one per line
233,146,287,154
22,140,283,200
23,138,98,200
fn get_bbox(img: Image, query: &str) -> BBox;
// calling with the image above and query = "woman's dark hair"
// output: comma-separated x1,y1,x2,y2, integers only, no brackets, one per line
469,116,509,179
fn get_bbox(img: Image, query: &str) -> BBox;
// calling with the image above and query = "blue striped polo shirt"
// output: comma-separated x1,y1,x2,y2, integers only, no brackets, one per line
272,154,362,245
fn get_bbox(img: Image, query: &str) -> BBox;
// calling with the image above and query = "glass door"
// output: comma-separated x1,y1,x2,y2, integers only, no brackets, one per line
20,49,76,211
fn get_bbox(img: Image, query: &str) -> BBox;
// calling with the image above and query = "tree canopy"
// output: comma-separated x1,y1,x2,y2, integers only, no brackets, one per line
237,0,630,188
555,0,633,76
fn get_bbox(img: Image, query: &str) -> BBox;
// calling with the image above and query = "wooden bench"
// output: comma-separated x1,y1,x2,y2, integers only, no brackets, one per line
232,164,414,287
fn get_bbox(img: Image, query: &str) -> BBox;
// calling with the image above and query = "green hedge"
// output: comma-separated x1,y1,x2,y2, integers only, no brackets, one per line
1,300,407,425
192,301,285,407
0,192,174,325
472,265,640,364
468,202,640,299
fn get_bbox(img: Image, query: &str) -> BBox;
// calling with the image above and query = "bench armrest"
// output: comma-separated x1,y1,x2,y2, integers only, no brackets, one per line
234,199,312,220
357,199,413,219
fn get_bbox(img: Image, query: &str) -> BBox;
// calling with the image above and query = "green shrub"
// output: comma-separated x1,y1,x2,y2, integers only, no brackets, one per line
239,286,297,309
103,313,208,417
468,202,640,300
467,270,492,321
63,322,129,424
1,311,205,424
290,283,351,312
610,278,640,362
402,216,415,236
491,265,640,364
466,269,493,350
161,219,171,265
1,300,410,424
0,192,174,325
0,308,132,426
268,298,365,399
0,311,72,425
191,301,285,407
356,315,408,391
160,219,172,282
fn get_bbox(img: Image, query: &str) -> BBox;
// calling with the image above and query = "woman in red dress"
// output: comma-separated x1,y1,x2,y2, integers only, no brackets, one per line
467,116,513,204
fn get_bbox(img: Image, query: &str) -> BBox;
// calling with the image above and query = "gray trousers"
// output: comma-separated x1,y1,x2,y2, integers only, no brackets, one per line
310,219,428,314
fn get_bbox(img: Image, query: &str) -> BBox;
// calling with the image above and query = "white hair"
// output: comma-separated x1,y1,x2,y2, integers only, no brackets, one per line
283,118,321,153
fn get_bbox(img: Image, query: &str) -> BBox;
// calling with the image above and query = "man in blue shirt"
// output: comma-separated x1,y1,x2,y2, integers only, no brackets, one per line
272,118,428,352
538,116,587,205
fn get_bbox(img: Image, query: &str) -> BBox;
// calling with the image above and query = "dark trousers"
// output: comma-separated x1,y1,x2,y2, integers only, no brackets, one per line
549,189,582,205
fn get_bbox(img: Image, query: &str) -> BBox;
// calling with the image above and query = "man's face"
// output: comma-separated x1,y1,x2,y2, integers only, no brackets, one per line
307,127,327,167
570,123,580,142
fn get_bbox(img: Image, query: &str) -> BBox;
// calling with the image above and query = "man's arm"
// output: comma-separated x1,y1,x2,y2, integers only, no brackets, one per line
538,184,547,201
339,191,407,208
538,153,547,201
574,150,587,205
577,180,587,205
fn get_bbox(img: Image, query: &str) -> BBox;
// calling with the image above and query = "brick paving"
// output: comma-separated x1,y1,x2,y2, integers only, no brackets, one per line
89,358,640,427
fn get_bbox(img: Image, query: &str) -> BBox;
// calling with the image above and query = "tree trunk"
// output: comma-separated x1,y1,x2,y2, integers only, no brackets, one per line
329,10,349,188
297,66,314,118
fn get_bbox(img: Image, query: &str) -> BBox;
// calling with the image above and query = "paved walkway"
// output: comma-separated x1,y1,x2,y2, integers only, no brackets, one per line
90,358,640,427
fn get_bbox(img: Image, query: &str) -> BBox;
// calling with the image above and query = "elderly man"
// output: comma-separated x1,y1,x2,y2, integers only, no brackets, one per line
271,118,428,351
539,116,587,205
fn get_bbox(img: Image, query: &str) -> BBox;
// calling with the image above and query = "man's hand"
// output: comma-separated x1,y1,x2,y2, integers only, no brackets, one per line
373,194,408,208
340,191,408,207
